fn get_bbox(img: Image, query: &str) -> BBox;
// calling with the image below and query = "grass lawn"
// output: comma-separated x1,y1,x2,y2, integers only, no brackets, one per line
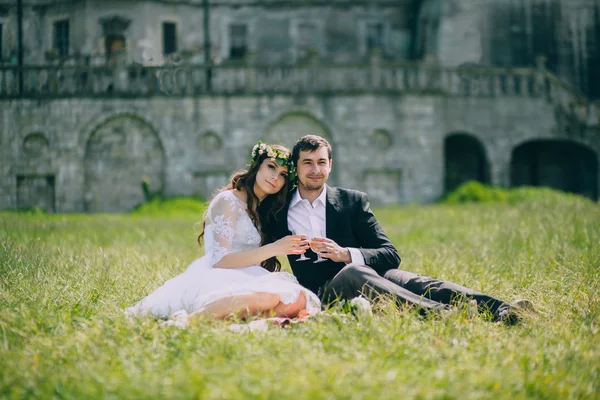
1,194,599,399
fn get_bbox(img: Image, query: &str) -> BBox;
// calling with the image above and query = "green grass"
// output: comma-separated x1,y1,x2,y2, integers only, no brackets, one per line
1,194,600,399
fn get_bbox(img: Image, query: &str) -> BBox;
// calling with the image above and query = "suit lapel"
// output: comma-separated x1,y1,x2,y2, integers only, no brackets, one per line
325,185,340,239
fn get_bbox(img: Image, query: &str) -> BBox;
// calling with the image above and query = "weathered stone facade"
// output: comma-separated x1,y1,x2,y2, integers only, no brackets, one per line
0,0,599,212
2,89,598,212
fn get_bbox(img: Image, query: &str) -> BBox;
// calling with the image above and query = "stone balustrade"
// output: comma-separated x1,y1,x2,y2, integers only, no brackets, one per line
0,61,587,112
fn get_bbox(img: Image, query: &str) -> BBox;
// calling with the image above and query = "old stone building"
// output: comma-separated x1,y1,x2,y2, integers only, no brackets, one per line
0,0,599,212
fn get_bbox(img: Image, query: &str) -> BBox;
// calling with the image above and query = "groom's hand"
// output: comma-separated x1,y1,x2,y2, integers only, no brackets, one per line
310,238,352,263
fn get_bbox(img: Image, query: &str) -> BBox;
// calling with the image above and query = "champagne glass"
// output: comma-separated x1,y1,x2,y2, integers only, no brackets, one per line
312,228,327,263
291,229,310,262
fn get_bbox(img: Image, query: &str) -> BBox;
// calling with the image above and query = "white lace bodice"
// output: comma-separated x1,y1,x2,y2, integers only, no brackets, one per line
204,190,262,266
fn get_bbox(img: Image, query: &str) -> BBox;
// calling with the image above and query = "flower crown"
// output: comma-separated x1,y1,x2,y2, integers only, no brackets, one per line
249,141,296,184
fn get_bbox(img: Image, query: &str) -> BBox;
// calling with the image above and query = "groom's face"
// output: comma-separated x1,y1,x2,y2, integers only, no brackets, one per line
296,146,332,192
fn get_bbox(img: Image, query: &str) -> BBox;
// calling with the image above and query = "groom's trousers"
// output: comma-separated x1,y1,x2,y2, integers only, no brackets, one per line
319,264,511,320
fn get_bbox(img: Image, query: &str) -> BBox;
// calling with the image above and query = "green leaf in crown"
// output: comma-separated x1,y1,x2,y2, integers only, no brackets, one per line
249,140,296,185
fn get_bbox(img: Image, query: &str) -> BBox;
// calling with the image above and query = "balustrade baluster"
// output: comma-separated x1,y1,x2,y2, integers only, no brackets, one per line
358,68,366,91
547,77,556,102
7,68,12,96
428,67,442,92
198,67,207,94
405,69,414,90
492,74,501,96
438,69,447,92
176,67,186,95
260,68,269,92
519,74,529,96
275,68,284,92
482,74,491,96
34,68,41,95
82,67,90,94
73,66,80,94
182,68,190,95
380,68,390,91
298,68,306,92
135,66,143,95
5,68,11,95
246,66,255,93
506,75,516,96
90,68,99,94
20,68,28,95
416,67,425,92
0,69,6,96
392,68,403,91
341,68,350,91
47,68,56,94
453,71,463,95
63,68,71,94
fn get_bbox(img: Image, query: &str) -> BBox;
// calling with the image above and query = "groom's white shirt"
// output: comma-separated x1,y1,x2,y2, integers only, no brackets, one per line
288,186,365,266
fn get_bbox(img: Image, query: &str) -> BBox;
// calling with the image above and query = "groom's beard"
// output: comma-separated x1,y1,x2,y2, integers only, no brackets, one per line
302,175,325,191
305,182,324,191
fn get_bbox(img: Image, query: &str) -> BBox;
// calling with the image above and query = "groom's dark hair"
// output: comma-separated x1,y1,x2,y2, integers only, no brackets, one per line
292,135,332,165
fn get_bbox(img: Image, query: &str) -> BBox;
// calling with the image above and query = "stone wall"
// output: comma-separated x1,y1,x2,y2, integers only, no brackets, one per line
2,92,598,212
428,0,600,98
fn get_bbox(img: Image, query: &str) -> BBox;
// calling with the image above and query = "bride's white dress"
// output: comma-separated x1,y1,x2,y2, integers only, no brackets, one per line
125,190,321,318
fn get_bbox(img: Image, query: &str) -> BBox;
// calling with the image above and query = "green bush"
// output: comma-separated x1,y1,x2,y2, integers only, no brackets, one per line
441,181,508,204
441,181,594,205
3,206,48,215
506,186,588,205
130,197,207,217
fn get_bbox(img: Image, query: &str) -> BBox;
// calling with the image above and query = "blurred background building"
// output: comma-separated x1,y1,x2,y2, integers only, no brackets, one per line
0,0,598,212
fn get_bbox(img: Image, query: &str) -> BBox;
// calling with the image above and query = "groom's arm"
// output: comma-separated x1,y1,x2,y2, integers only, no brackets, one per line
352,192,401,276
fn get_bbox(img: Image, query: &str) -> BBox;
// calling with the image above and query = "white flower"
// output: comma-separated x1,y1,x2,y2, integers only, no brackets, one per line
252,144,258,156
259,143,267,150
267,150,277,158
350,296,372,316
277,152,286,159
259,149,264,155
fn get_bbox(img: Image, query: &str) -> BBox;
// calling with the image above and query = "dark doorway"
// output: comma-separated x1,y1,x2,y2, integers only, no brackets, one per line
16,175,56,212
510,140,598,199
444,133,490,193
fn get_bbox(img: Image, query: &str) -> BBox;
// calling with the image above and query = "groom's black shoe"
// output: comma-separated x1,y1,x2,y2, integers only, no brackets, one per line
498,299,536,325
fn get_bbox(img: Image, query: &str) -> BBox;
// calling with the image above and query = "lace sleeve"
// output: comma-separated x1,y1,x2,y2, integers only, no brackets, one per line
204,192,242,266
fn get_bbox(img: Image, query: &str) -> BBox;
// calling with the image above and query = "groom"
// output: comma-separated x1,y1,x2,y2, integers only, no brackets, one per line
264,135,531,323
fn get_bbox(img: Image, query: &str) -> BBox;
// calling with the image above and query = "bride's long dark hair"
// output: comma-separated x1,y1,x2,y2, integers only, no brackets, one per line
197,144,292,272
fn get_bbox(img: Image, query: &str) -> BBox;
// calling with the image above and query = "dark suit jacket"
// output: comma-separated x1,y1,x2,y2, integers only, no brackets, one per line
264,185,401,295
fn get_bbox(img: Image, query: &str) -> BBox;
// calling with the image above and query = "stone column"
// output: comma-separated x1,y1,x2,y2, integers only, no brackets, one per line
369,48,382,90
488,145,513,188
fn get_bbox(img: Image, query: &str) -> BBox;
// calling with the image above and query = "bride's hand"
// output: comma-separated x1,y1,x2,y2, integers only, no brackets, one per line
273,235,310,255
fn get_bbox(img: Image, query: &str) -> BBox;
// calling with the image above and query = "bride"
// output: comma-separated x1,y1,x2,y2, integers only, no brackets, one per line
125,142,321,321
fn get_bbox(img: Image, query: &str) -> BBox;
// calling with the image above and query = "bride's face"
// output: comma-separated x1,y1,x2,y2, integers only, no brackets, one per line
254,158,289,199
